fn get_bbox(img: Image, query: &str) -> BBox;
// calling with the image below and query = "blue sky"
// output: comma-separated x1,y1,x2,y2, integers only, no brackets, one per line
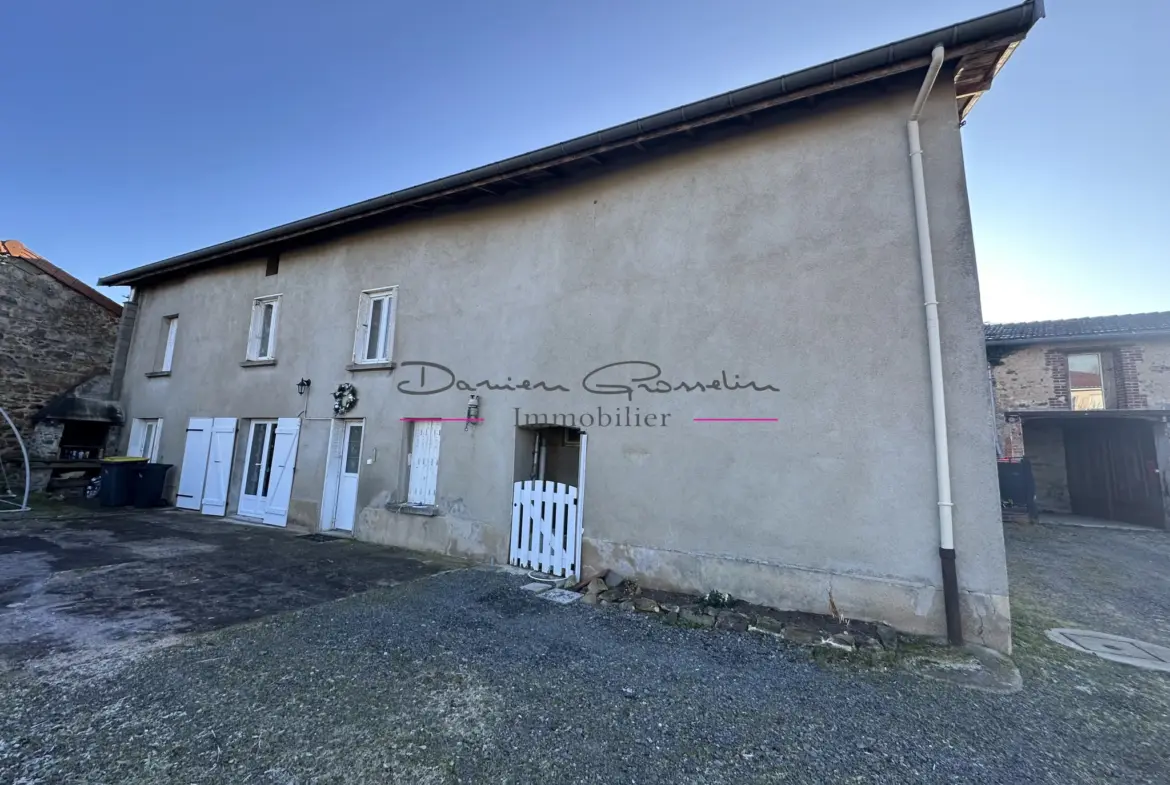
2,1,1165,323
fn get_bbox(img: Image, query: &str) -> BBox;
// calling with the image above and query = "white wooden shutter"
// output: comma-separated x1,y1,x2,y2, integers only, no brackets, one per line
175,417,213,510
407,421,440,505
353,292,371,362
263,417,301,526
148,419,164,462
201,417,238,516
162,317,177,371
247,302,262,359
265,301,279,359
380,293,396,361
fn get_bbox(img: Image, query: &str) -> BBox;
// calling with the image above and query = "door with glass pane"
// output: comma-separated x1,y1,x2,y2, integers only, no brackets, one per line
238,420,278,518
332,422,364,531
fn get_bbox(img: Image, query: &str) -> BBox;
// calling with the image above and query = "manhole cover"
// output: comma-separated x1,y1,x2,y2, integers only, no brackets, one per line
1046,628,1170,672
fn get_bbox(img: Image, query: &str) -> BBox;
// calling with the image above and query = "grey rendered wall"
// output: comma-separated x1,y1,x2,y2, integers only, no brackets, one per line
119,75,1010,650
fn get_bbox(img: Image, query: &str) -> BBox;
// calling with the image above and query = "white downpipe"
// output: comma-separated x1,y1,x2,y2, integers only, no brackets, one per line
908,44,954,552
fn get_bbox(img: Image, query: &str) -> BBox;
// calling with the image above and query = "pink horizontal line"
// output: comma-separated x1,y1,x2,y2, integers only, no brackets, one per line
693,418,778,422
400,417,484,422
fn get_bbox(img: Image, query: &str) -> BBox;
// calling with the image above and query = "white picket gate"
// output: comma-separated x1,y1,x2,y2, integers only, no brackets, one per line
510,480,581,578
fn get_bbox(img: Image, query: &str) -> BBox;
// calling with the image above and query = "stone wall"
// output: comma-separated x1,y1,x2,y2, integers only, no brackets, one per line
1022,421,1070,513
989,345,1054,413
990,338,1170,416
0,256,121,455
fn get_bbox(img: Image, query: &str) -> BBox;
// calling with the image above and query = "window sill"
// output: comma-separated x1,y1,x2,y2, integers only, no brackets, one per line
240,358,277,368
144,370,172,378
385,502,440,517
346,360,396,372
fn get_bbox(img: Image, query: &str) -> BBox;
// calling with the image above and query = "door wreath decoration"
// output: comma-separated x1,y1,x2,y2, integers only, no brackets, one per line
333,383,358,416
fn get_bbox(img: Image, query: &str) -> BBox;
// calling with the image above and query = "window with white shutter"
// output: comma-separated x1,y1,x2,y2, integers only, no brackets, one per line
246,295,281,361
353,286,397,364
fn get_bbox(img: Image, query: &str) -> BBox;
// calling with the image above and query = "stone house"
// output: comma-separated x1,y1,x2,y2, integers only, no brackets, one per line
987,312,1170,528
0,240,124,494
97,2,1047,652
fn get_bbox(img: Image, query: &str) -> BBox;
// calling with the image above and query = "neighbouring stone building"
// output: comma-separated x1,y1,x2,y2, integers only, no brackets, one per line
0,240,124,493
987,312,1170,528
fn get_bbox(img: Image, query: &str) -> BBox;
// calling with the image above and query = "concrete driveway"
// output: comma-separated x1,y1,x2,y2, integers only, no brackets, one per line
0,508,463,675
1,512,1169,783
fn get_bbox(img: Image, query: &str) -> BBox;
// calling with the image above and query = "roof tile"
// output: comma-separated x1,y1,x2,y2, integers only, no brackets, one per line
985,312,1170,343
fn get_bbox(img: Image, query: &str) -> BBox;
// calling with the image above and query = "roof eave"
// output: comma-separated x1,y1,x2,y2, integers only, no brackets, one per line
986,330,1170,347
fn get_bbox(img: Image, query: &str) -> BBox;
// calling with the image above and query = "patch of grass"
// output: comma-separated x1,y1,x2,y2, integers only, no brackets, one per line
810,645,897,669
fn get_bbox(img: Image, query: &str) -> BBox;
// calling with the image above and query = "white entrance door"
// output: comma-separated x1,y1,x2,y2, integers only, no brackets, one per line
201,418,238,516
239,420,278,518
175,417,213,510
407,420,441,505
321,420,363,532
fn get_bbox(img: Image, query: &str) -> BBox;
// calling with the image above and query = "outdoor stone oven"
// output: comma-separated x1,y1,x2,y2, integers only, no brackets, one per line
25,371,123,494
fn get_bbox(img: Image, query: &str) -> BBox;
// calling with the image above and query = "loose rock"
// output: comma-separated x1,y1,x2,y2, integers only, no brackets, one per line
831,632,855,648
604,571,627,588
876,623,898,650
781,626,822,645
633,597,660,613
572,565,605,589
716,611,751,632
619,600,636,612
580,592,599,606
585,578,607,595
679,608,716,628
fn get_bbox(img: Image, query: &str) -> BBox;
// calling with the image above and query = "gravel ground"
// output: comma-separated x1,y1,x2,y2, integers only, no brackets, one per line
1004,520,1170,647
3,538,1169,784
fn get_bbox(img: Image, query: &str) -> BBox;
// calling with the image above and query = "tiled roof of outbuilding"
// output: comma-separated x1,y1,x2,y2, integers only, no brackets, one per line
985,312,1170,344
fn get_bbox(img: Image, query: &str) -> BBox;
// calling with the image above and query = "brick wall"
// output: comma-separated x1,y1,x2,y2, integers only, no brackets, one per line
0,257,120,455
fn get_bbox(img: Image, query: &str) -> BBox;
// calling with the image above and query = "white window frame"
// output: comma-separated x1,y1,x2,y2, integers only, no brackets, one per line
128,418,163,462
160,315,178,372
1068,351,1105,411
353,286,397,364
247,294,281,361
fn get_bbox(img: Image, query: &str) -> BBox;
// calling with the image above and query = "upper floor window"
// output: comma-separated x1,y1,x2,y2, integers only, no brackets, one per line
247,295,281,361
353,286,397,364
1068,352,1105,410
159,315,178,372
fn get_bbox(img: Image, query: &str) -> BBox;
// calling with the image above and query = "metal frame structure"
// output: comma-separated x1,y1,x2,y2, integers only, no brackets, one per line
0,406,31,513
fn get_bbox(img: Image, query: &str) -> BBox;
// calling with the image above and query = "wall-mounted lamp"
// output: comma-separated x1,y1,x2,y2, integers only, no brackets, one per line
297,378,312,395
465,394,480,431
